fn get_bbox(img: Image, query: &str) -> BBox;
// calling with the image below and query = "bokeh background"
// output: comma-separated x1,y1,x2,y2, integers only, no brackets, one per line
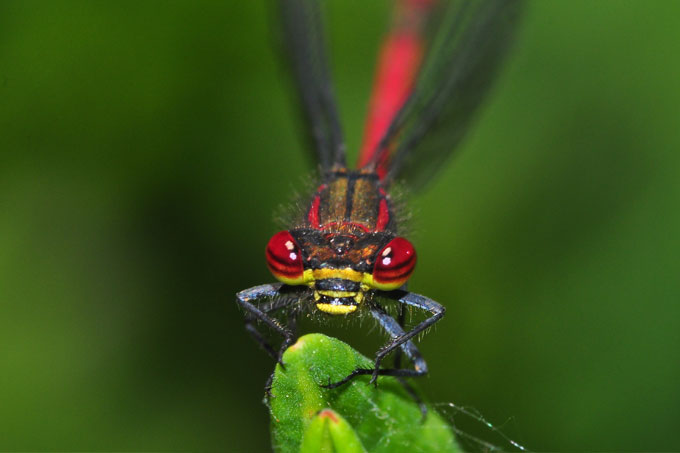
2,0,679,450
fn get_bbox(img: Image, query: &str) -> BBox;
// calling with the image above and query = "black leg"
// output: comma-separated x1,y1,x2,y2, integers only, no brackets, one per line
391,302,427,418
236,283,301,367
394,301,405,369
324,290,445,389
264,303,300,399
370,290,445,383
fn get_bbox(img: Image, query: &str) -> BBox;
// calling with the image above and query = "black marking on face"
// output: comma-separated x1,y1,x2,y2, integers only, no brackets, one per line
315,278,361,292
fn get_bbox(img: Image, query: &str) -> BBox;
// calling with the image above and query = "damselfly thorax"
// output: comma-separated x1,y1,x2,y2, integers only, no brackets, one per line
266,166,416,315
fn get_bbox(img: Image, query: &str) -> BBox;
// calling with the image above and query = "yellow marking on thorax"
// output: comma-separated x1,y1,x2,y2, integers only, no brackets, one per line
350,177,380,227
323,177,348,221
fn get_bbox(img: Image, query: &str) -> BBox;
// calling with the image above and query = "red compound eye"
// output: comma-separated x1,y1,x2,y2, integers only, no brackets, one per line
265,231,305,284
372,237,416,290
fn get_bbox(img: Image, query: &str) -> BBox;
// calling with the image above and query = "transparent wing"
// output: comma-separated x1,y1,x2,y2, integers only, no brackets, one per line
279,0,345,171
367,0,525,190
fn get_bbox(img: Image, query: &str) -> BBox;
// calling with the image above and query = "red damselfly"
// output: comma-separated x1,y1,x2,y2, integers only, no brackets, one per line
237,0,524,395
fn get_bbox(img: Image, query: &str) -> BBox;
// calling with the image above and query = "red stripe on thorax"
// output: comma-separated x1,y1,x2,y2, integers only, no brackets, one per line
375,198,390,231
308,185,326,229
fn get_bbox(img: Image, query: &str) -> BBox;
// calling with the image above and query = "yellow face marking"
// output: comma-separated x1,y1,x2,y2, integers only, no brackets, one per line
313,290,364,314
316,303,358,315
360,272,406,291
312,268,363,282
273,268,315,286
277,267,407,292
317,290,357,298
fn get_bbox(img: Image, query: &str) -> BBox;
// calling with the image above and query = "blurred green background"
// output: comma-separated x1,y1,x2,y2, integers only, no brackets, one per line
1,0,679,451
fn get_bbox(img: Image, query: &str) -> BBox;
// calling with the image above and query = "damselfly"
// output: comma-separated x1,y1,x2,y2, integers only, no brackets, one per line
237,0,524,391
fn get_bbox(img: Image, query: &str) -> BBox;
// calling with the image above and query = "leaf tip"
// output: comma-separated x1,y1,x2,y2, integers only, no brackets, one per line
317,408,339,424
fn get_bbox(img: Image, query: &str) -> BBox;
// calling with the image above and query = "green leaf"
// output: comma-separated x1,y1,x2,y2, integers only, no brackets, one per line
300,409,366,453
269,333,461,453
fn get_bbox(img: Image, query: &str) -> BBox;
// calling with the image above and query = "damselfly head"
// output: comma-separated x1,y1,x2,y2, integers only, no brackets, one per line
265,229,417,314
